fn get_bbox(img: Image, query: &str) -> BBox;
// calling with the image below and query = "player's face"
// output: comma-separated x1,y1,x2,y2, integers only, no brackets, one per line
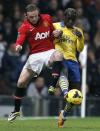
64,16,75,28
26,10,39,25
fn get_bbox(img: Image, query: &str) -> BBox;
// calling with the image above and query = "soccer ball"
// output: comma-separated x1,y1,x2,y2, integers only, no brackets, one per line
66,89,83,105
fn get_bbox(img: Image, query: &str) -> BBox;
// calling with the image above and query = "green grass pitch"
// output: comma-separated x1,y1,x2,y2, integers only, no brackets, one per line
0,117,100,131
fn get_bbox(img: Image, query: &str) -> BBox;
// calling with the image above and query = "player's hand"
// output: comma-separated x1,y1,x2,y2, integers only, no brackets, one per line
72,29,82,38
15,45,22,53
53,30,63,38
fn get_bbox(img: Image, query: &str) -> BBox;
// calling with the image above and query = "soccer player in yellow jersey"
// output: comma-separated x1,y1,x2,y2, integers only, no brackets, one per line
53,8,84,127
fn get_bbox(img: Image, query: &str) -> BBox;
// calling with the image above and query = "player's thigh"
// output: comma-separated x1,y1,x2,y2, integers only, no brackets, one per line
63,60,80,89
17,68,34,88
28,53,44,74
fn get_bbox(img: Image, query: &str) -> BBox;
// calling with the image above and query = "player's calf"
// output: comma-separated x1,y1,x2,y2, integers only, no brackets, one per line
59,76,69,98
8,87,26,122
48,51,63,95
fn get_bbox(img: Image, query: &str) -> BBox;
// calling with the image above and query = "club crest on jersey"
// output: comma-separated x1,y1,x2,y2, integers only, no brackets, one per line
35,31,50,40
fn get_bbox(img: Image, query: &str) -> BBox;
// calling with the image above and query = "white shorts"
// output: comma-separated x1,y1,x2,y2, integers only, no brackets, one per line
23,49,55,75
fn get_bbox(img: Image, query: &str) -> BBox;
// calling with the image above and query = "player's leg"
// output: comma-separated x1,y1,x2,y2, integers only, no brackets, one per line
48,50,63,95
8,52,46,122
8,68,34,122
59,60,81,97
58,103,73,128
59,75,69,98
58,60,81,127
14,68,35,112
8,51,47,122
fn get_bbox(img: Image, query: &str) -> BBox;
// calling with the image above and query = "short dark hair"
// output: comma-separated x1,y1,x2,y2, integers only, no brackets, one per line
64,8,77,21
25,4,39,12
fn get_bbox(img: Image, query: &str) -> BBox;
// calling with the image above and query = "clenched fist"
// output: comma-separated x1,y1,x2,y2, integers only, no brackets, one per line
53,30,63,38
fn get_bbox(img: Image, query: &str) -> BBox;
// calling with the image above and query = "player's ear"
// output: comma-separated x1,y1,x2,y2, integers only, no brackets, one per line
37,8,40,16
38,13,40,17
24,13,27,18
38,10,40,17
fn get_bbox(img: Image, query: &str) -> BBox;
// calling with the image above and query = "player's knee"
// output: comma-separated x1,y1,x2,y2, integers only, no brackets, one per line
54,51,63,61
69,82,80,90
17,80,26,88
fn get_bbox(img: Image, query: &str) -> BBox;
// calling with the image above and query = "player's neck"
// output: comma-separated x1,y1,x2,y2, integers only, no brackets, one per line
66,26,74,29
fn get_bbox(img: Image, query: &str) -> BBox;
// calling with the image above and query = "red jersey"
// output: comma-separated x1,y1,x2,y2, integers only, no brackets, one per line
15,14,55,54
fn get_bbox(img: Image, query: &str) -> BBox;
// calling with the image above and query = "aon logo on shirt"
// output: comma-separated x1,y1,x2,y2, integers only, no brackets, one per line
35,31,50,40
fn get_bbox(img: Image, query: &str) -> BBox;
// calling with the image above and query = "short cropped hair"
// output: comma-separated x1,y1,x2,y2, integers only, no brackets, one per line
25,4,39,12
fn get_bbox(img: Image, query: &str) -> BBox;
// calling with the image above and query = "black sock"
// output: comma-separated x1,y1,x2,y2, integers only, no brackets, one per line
63,103,73,117
14,88,26,112
14,98,21,112
50,61,62,87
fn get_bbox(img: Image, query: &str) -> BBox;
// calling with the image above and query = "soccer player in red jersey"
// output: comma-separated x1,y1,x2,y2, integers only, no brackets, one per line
8,4,63,121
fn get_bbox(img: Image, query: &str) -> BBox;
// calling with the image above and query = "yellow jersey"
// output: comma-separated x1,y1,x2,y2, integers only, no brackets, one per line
53,22,84,62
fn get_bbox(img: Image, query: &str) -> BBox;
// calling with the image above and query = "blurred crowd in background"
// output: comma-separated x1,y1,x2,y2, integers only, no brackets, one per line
0,0,100,97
